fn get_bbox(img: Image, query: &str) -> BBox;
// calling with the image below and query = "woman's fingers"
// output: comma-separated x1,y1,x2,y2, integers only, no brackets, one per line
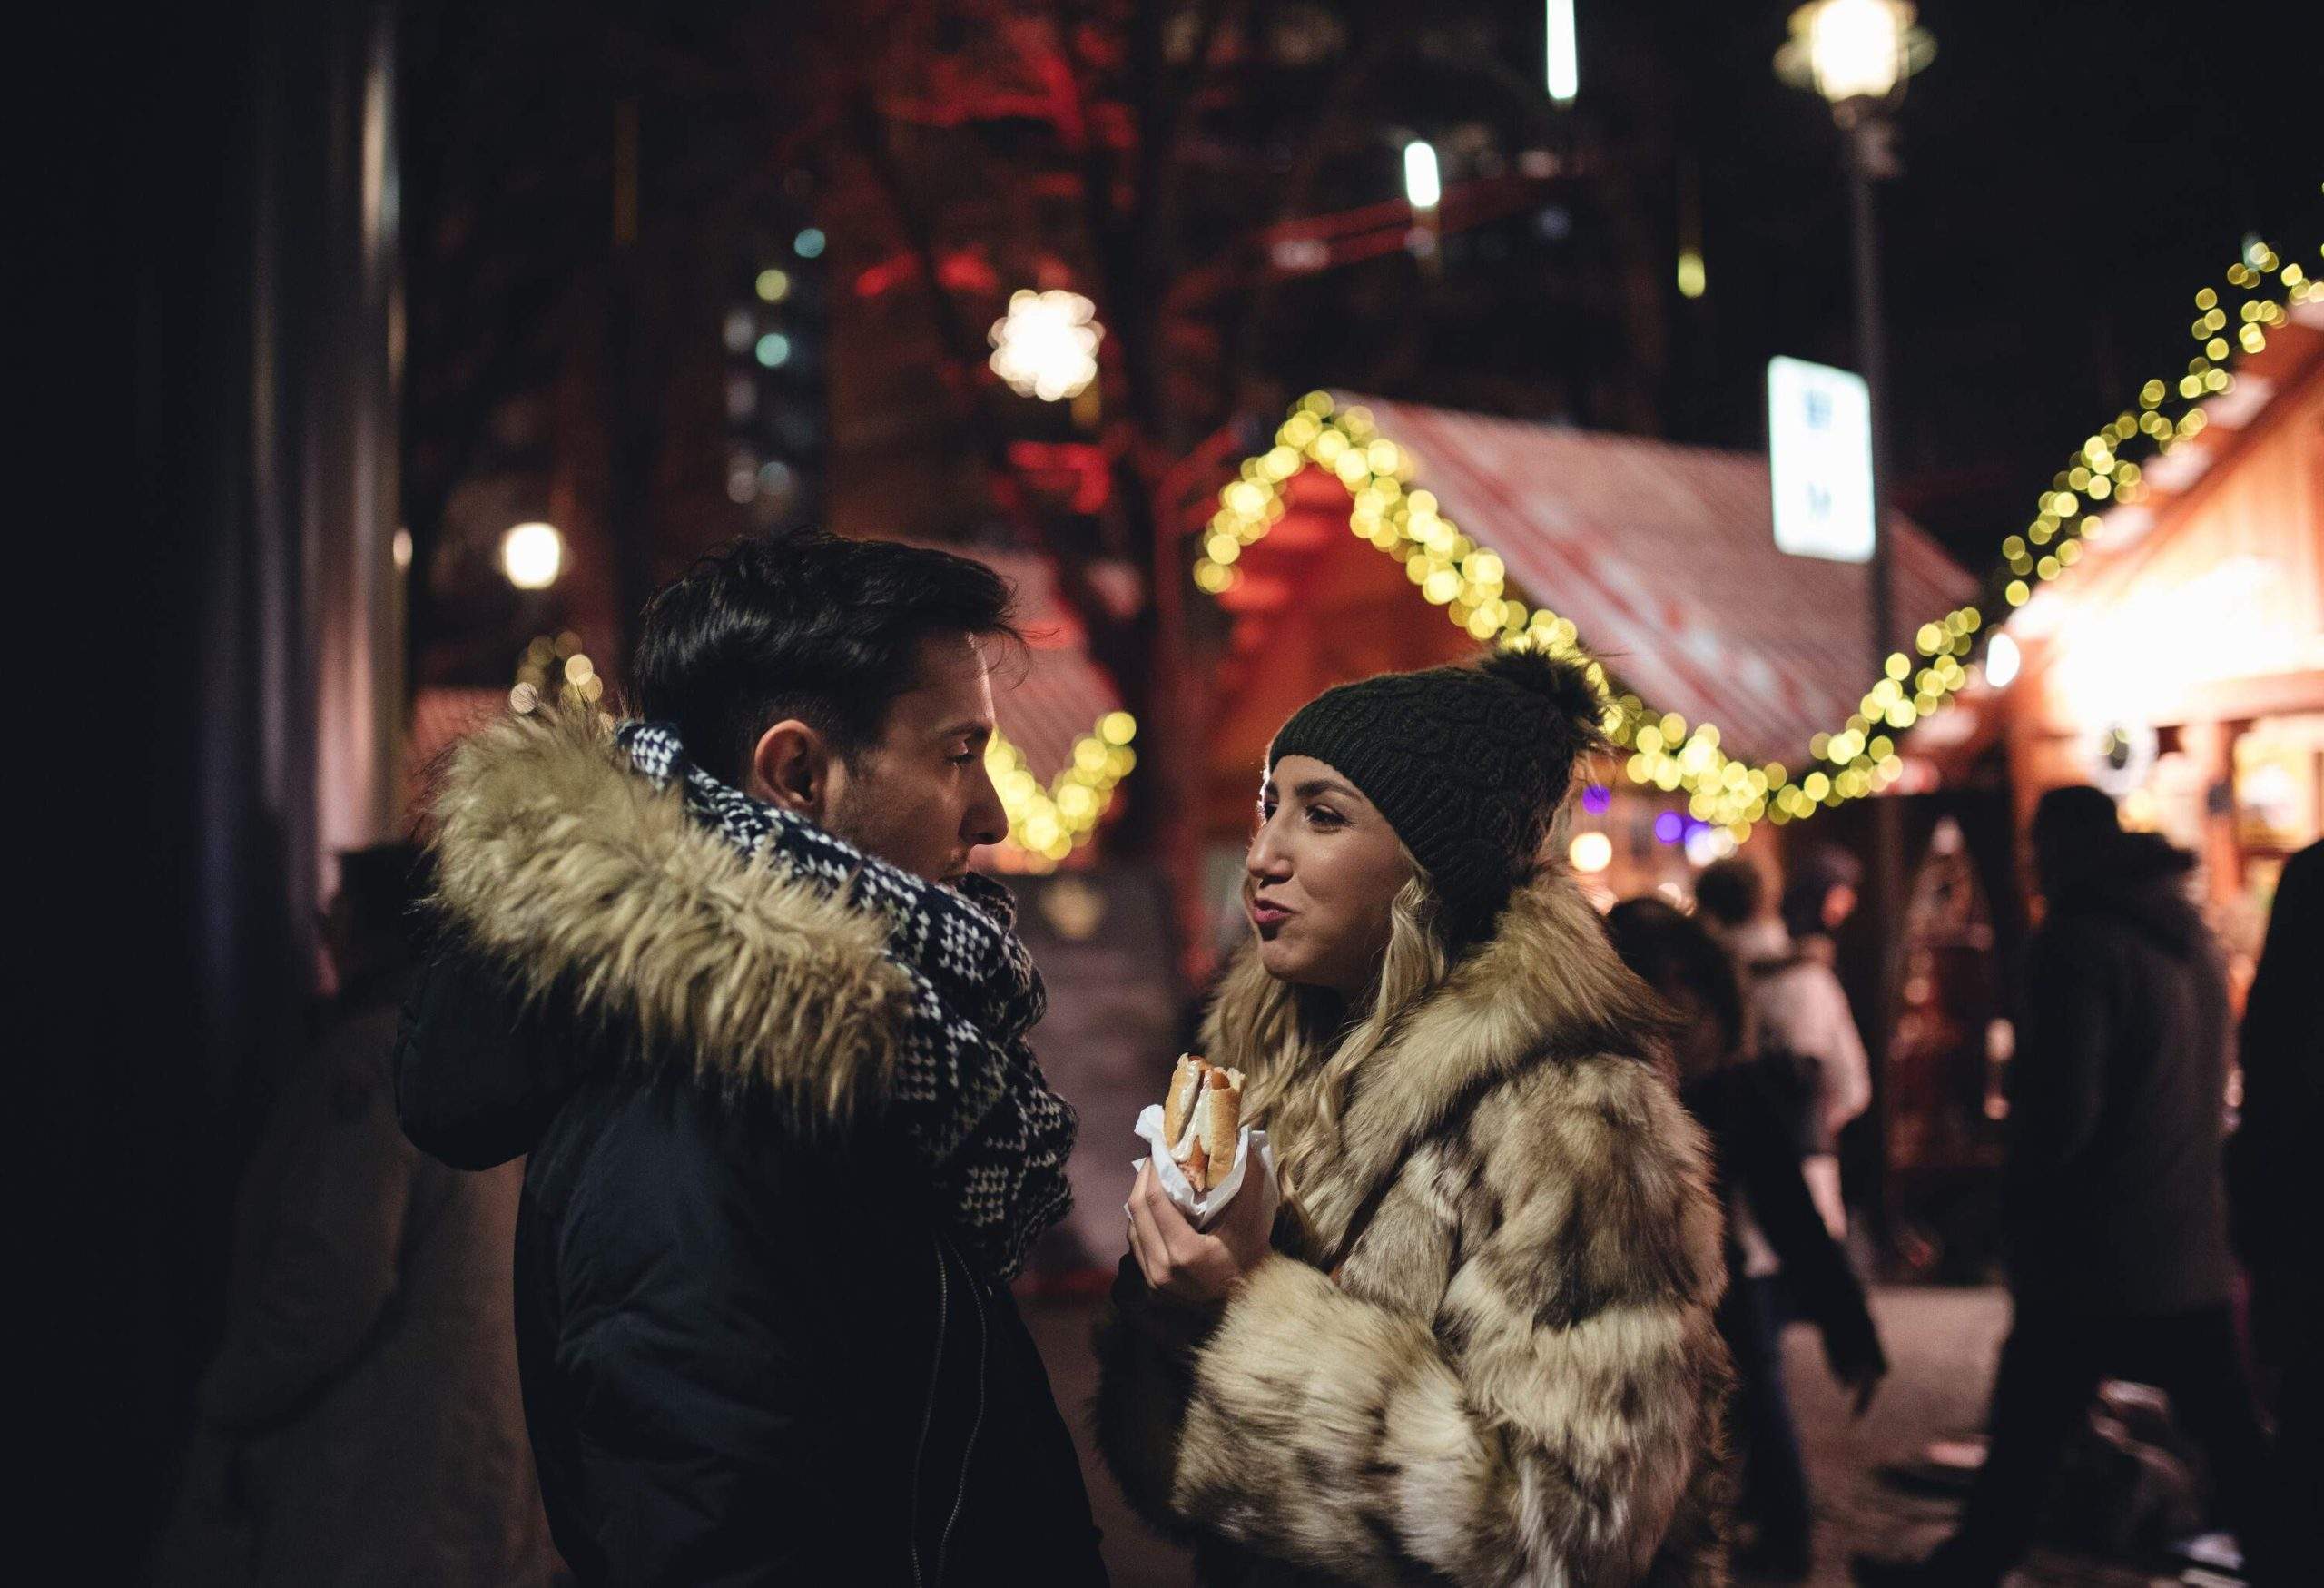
1127,1161,1241,1305
1128,1164,1177,1287
1137,1167,1216,1267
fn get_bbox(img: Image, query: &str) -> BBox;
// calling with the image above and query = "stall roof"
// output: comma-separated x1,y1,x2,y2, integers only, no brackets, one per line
1327,394,1977,767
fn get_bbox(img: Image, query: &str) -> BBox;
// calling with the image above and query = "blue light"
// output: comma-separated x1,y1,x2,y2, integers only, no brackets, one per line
1581,784,1611,815
793,227,826,260
754,332,792,368
1653,812,1683,845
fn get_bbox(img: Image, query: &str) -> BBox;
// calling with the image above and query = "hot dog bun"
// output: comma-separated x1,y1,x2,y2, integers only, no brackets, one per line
1161,1056,1246,1191
1164,1055,1206,1147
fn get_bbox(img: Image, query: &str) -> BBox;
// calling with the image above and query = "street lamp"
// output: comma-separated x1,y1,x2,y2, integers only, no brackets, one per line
1774,0,1934,702
500,521,566,591
1775,0,1933,1248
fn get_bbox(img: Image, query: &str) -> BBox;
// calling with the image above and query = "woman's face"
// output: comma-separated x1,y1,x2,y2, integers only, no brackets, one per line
1245,755,1413,997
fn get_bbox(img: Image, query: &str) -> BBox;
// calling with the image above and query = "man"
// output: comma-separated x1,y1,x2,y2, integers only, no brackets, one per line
1695,855,1872,1238
395,532,1108,1584
1856,786,2278,1586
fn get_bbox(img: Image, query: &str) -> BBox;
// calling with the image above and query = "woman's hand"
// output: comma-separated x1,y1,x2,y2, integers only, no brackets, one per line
1126,1159,1273,1309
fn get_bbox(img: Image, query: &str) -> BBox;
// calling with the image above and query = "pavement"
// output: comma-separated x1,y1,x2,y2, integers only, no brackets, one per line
1020,1283,2206,1587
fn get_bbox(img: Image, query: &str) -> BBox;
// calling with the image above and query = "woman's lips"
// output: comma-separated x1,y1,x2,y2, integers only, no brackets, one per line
1248,900,1293,932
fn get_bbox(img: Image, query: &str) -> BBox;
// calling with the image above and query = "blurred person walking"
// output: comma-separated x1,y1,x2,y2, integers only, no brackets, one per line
157,844,554,1587
1097,651,1731,1585
1780,844,1863,969
394,533,1106,1584
1607,896,1887,1582
2227,838,2321,1535
1856,787,2280,1586
1696,856,1872,1238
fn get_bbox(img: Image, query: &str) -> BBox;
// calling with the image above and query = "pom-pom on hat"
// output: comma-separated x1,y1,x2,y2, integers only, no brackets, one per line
1267,647,1609,943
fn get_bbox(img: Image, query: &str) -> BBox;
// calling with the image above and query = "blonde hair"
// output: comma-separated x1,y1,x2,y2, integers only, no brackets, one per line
1217,858,1451,1219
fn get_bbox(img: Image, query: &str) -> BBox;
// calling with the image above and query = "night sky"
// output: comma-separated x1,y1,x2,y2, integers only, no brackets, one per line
1649,0,2317,566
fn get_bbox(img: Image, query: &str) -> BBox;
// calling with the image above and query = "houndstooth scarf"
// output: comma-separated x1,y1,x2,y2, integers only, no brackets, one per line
619,721,1077,1283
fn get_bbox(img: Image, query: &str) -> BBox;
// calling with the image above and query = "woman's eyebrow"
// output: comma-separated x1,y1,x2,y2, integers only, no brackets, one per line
1291,777,1360,803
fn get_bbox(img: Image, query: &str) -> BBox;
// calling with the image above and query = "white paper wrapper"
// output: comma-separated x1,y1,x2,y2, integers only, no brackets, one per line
1132,1103,1278,1232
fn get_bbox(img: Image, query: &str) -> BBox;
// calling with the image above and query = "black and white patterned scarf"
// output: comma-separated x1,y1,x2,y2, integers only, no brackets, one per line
619,721,1077,1283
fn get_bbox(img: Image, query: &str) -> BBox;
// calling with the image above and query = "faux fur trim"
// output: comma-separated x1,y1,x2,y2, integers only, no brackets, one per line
1203,867,1678,1258
1094,867,1730,1584
427,705,910,1126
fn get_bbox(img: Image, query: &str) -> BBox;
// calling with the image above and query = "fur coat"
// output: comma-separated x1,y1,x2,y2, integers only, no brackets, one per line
1097,872,1733,1586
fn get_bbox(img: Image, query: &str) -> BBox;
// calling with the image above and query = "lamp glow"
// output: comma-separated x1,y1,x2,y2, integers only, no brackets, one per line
1403,140,1442,212
1776,0,1934,108
1545,0,1578,104
988,290,1104,402
1569,832,1613,873
500,522,565,591
1985,632,2021,689
1677,248,1706,299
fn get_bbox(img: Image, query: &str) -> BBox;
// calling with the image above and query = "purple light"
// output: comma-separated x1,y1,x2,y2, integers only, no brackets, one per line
1653,812,1684,845
1683,818,1710,840
1581,784,1611,815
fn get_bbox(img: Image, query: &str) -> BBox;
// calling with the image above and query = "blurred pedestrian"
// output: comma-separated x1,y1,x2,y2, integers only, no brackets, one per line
395,532,1106,1584
1097,650,1731,1585
1697,856,1872,1238
1856,786,2280,1586
1608,896,1887,1583
1781,843,1863,967
2227,839,2321,1530
157,845,554,1587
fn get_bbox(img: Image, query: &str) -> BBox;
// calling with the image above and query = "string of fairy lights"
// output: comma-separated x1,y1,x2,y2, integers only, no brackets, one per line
984,711,1139,871
1193,239,2317,839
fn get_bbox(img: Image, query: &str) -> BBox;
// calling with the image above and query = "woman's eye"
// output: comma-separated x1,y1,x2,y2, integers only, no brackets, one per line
1305,804,1344,828
949,750,977,766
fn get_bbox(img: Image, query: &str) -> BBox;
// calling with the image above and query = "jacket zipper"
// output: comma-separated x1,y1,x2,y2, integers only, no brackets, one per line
908,1233,949,1588
932,1234,990,1585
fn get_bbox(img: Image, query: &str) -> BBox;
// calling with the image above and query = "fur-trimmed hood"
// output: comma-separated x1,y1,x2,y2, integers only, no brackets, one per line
405,706,912,1166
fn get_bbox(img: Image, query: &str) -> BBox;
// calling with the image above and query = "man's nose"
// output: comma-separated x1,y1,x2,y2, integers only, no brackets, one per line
964,761,1008,849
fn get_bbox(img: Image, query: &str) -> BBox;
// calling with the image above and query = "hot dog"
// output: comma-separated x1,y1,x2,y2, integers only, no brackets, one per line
1161,1054,1245,1191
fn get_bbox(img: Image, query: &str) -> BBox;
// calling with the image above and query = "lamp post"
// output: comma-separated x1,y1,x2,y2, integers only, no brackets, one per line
1775,0,1933,1248
1775,0,1933,687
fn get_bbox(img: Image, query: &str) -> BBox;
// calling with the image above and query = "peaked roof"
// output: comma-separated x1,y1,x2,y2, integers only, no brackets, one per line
1336,393,1977,767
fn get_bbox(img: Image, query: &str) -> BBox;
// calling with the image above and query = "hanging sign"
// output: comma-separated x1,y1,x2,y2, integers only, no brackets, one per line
1768,355,1876,564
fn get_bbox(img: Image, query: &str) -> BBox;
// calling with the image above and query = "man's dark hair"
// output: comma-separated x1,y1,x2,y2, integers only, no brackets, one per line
2030,783,2123,895
1693,857,1766,929
630,531,1022,784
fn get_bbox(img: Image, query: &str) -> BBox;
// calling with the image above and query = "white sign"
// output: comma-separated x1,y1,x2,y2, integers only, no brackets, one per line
1768,355,1875,563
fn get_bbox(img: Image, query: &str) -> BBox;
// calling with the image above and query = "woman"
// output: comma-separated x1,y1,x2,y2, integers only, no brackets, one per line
1605,896,1886,1583
1097,650,1732,1586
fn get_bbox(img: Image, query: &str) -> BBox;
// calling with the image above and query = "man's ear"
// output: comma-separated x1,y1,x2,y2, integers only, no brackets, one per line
743,720,833,817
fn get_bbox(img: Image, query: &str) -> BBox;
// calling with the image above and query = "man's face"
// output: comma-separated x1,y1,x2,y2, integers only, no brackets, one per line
822,632,1009,883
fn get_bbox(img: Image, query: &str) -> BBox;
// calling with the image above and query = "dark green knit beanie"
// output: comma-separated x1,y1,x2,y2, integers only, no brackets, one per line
1267,647,1608,943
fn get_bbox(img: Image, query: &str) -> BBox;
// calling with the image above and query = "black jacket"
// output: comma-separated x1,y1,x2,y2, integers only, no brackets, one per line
394,709,1107,1586
2007,833,2237,1315
1683,1064,1883,1377
2227,840,2321,1288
